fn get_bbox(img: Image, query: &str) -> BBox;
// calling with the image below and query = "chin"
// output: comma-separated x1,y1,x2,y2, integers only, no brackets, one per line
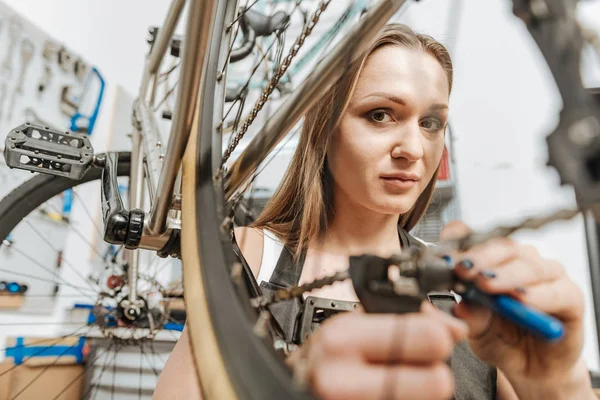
371,197,418,216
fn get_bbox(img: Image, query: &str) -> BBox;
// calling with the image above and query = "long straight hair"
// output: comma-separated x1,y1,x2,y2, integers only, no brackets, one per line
253,24,454,258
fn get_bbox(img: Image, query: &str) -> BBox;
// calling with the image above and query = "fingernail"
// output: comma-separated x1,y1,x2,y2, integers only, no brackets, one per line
442,255,454,266
479,270,496,279
457,259,474,269
515,287,526,295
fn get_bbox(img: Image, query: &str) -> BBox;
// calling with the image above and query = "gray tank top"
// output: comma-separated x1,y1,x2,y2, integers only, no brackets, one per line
258,228,497,400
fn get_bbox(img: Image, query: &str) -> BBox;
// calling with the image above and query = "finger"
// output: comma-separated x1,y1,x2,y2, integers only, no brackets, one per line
453,237,521,280
307,313,466,365
421,301,469,342
520,279,585,322
440,220,473,241
311,360,454,400
473,257,564,294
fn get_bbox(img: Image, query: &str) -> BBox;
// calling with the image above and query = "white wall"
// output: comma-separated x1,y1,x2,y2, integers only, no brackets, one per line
2,0,180,97
4,0,600,377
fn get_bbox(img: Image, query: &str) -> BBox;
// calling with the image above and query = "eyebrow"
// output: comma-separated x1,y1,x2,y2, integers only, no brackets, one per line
360,92,448,111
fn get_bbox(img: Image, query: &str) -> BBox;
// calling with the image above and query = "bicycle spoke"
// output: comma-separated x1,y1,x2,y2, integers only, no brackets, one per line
7,247,98,302
111,343,118,400
45,202,107,261
140,341,161,380
148,341,167,366
50,344,114,400
226,0,261,31
10,339,86,400
220,0,331,167
0,325,91,380
153,82,179,112
82,342,114,400
71,189,104,238
220,30,283,131
0,267,97,296
23,219,99,293
138,342,144,400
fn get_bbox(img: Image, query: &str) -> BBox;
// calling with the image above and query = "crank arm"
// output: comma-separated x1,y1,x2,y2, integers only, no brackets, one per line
99,152,144,249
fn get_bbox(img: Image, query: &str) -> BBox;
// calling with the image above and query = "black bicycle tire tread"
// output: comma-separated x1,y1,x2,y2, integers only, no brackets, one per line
0,152,131,240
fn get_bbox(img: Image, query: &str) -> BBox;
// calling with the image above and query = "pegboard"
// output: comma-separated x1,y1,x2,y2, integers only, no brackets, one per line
0,0,103,198
0,1,104,314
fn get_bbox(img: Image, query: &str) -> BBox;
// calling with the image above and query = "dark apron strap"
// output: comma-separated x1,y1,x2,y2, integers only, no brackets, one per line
268,246,306,286
259,245,307,343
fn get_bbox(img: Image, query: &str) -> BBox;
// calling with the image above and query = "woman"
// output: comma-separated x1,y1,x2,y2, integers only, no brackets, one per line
155,24,595,399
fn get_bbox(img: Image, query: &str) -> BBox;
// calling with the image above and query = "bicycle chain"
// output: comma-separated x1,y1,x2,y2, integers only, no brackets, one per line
250,207,581,307
220,0,332,169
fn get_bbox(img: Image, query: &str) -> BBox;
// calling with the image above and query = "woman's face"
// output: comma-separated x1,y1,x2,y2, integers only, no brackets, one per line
327,45,449,216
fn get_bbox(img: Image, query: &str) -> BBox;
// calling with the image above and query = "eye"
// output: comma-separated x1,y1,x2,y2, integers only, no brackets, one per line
367,109,393,124
420,117,445,132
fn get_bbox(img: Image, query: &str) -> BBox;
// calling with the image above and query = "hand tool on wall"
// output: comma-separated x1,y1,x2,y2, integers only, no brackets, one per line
37,65,53,97
7,38,34,121
0,19,21,121
61,67,106,135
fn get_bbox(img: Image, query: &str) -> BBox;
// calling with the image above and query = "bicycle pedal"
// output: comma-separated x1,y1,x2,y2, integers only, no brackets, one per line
3,123,94,180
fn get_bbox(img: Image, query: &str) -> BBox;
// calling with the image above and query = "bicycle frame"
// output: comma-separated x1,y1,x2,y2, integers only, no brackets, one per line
129,0,215,250
127,0,406,252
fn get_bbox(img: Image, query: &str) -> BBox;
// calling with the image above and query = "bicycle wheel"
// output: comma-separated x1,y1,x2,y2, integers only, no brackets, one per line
0,152,184,399
181,0,409,399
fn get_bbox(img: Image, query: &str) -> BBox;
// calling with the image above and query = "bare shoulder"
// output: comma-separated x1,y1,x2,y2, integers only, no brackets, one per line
234,226,264,278
154,326,202,399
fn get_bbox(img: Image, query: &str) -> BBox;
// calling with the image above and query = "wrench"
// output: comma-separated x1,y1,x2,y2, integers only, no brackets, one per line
0,20,21,121
7,38,34,121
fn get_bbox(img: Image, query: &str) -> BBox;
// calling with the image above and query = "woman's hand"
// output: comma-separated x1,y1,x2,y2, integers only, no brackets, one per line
287,303,467,400
441,221,594,399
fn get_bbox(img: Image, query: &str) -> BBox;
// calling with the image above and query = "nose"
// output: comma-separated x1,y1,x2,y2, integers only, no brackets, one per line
390,120,424,162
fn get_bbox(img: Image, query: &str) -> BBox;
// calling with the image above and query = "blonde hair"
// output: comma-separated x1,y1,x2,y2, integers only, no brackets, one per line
253,24,453,257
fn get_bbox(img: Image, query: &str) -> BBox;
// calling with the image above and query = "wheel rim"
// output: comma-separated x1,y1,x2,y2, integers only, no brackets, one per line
0,152,184,399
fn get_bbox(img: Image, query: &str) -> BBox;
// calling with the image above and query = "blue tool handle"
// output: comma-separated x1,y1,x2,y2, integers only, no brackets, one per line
462,285,565,341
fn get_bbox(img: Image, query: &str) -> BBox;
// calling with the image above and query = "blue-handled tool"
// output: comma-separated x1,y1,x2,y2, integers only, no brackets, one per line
457,282,565,341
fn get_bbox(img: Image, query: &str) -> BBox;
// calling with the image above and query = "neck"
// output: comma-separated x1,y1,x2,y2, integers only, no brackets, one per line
316,191,402,257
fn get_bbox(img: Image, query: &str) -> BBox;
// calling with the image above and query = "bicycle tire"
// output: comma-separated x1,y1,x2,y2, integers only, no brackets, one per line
0,152,152,399
181,1,314,399
0,152,131,241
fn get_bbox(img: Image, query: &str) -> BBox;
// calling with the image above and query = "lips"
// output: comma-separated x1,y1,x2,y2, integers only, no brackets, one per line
380,172,420,181
380,172,420,190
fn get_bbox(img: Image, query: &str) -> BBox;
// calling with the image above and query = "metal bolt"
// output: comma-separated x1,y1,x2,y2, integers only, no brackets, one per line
568,116,600,146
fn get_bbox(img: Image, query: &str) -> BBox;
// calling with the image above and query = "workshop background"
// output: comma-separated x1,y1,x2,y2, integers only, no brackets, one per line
0,0,598,399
